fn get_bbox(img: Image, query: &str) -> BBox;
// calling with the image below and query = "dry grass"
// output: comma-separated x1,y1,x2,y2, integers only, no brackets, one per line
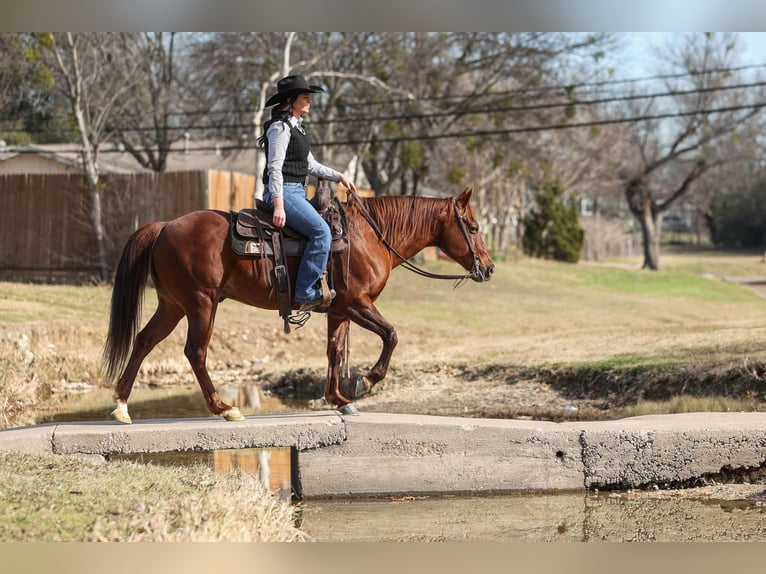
0,452,307,542
623,395,759,418
1,247,766,427
2,248,766,541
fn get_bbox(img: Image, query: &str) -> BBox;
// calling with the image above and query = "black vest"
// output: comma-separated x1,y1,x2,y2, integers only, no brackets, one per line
263,122,310,185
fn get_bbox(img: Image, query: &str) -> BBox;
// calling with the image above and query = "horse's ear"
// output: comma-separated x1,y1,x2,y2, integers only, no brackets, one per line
457,187,473,206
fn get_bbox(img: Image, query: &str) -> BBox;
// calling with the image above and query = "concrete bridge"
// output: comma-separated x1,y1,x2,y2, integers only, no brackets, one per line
2,411,766,498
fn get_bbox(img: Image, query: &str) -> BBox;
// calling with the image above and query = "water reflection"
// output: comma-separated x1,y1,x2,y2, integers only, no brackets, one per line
298,491,766,542
112,447,293,500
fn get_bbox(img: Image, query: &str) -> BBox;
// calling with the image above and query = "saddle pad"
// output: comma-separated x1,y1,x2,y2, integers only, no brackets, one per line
230,215,348,258
235,204,305,241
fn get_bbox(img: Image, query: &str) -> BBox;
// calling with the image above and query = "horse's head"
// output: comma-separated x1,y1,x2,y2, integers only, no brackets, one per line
440,187,495,282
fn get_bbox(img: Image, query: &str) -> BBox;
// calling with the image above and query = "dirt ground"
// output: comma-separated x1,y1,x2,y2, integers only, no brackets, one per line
101,317,765,504
4,264,766,505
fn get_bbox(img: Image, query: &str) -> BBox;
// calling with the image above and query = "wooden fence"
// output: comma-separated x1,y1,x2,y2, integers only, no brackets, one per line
0,170,256,282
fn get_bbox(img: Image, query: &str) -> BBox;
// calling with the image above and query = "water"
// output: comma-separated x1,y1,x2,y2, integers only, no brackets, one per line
113,447,294,501
297,492,766,542
39,383,766,542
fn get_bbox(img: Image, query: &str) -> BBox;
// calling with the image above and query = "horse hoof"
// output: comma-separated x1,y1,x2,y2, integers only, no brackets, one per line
222,407,245,421
111,405,132,424
353,377,373,399
339,404,360,416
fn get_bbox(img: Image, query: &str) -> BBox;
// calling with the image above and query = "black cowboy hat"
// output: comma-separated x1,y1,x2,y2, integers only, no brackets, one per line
265,74,324,107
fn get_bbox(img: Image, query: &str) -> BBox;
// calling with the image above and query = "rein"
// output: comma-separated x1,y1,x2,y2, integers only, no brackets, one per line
346,188,483,286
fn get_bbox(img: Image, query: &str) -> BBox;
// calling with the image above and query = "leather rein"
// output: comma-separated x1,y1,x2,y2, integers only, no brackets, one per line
345,188,484,286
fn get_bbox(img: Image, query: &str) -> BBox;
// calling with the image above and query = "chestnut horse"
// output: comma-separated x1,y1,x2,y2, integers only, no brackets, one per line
103,187,494,423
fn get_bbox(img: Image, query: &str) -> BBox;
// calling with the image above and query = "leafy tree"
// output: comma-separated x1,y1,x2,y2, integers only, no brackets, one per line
522,174,584,263
0,33,70,144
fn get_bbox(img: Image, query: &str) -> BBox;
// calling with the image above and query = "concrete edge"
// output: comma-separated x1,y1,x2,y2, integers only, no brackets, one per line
3,411,766,497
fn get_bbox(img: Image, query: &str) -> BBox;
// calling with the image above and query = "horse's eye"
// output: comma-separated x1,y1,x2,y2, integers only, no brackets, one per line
469,225,479,234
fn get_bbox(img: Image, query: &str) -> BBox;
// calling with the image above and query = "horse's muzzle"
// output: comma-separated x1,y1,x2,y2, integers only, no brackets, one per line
470,263,494,282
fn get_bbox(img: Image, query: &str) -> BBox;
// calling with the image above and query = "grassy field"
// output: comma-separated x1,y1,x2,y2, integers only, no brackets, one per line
2,246,766,541
2,246,766,427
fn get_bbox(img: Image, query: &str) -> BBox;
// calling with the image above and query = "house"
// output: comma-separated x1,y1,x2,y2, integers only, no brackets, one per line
0,140,258,176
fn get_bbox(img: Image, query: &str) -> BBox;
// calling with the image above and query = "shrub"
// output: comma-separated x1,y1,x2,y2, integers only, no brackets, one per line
522,175,585,263
710,181,766,248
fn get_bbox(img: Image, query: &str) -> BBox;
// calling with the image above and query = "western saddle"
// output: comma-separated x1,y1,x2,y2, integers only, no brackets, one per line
229,183,348,333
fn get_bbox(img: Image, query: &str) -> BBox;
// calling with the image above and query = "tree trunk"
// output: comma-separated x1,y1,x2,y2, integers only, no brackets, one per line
73,101,109,282
80,146,108,281
637,200,661,271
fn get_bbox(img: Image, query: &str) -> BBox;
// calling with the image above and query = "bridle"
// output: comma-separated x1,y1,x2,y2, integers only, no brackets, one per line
346,188,485,286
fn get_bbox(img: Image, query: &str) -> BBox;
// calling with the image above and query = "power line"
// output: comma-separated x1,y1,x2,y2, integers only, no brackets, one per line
4,62,766,133
3,76,766,136
313,78,766,126
315,100,766,146
60,99,761,154
335,62,766,107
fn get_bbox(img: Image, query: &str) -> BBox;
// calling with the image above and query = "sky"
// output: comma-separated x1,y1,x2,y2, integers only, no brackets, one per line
622,32,766,77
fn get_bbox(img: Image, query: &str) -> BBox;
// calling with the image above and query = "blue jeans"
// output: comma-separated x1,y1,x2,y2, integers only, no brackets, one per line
263,183,331,303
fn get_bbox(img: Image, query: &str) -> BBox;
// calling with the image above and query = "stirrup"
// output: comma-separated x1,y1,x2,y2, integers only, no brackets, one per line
318,273,334,307
298,289,336,313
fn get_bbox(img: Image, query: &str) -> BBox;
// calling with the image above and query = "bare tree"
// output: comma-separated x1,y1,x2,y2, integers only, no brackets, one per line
620,33,766,270
185,32,306,202
109,33,206,173
192,32,422,201
332,33,613,197
33,32,142,280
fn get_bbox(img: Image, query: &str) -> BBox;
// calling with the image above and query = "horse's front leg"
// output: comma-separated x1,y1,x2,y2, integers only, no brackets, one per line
341,301,398,401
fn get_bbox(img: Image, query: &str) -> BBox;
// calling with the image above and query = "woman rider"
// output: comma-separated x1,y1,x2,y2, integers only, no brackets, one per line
258,74,357,311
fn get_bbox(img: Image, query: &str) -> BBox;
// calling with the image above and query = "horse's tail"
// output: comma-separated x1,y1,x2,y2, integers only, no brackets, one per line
102,221,166,381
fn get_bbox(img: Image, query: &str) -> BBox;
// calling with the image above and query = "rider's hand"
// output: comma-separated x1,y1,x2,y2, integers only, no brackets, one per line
272,206,286,228
339,174,357,194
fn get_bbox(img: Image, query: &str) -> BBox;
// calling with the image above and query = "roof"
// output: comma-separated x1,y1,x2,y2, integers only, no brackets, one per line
0,141,258,175
0,140,371,188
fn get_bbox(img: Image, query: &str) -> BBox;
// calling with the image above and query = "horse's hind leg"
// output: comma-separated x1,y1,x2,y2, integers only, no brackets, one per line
325,316,351,407
183,295,244,421
112,298,184,423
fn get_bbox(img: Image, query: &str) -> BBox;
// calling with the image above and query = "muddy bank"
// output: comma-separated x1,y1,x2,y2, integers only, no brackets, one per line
262,360,766,422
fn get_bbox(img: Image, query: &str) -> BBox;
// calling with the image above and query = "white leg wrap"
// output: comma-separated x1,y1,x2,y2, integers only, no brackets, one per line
111,401,132,424
222,406,244,421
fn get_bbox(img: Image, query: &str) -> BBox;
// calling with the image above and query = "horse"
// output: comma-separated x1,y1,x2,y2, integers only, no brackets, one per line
102,186,495,423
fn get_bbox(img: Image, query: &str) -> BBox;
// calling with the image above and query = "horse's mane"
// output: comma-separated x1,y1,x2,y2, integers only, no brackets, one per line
356,195,446,245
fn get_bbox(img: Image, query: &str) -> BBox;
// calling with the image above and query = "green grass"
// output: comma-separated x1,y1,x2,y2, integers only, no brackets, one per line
0,282,112,323
577,266,759,303
376,254,766,344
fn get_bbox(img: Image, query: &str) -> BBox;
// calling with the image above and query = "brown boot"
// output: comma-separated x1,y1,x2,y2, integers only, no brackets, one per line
298,289,336,312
